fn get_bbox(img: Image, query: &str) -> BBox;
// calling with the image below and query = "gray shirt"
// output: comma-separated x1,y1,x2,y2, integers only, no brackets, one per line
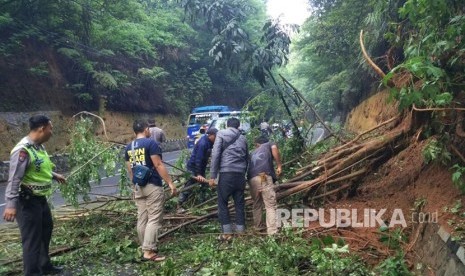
4,136,35,209
149,127,166,143
248,142,276,180
210,127,248,179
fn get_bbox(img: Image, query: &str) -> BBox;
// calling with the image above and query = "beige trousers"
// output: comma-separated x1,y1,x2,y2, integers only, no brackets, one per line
249,174,277,235
134,184,165,252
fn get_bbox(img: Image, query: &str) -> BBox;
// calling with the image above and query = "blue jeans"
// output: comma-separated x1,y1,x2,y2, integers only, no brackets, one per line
217,172,246,234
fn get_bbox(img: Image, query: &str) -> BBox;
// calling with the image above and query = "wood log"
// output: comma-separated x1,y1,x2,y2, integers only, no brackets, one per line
160,198,253,238
159,212,216,239
308,168,367,201
330,115,400,153
158,119,412,237
319,144,364,166
274,182,306,190
278,128,406,199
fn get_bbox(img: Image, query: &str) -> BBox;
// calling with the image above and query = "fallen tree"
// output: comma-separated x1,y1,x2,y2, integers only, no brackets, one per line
159,110,414,236
60,97,418,240
57,32,465,251
157,29,465,235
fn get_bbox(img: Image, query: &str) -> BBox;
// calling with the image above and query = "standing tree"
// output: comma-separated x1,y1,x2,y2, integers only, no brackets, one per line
178,0,305,147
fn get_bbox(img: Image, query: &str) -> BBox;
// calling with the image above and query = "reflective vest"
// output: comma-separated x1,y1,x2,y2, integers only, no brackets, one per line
11,137,54,196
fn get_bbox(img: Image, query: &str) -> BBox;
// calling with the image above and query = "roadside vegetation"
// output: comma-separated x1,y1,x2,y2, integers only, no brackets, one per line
1,0,465,274
1,199,411,275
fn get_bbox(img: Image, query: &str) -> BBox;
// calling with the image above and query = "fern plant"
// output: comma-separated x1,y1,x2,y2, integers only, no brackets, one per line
451,164,465,194
92,71,118,90
422,138,451,165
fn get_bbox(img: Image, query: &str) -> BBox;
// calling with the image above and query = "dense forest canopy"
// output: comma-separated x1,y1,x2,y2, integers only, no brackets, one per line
0,0,267,115
286,0,465,121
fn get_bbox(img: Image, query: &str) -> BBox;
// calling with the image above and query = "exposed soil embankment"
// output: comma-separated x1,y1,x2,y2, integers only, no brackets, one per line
345,90,398,134
0,111,185,160
325,90,465,273
319,139,465,273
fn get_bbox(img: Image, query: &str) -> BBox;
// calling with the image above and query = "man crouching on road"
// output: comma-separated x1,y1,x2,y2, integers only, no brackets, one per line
3,115,66,275
125,119,177,262
248,135,282,235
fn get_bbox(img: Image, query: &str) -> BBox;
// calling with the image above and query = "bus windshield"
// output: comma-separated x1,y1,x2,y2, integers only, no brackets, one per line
188,113,214,126
209,112,251,133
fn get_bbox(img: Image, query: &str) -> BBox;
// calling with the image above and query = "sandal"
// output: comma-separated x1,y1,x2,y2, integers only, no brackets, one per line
217,234,233,242
141,254,166,262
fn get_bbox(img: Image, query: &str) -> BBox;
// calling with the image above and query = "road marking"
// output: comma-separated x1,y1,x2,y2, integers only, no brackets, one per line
100,173,121,180
164,158,178,163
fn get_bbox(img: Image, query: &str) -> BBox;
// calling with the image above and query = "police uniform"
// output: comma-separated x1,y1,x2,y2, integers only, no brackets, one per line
5,136,57,275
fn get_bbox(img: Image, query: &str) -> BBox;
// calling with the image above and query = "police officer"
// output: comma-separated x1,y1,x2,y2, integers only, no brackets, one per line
3,115,65,275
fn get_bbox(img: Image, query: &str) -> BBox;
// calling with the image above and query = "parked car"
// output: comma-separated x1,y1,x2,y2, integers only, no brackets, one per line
209,114,251,134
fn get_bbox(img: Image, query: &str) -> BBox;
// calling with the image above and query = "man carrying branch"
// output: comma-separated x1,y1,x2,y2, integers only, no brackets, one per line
248,135,282,236
209,118,248,241
177,127,218,213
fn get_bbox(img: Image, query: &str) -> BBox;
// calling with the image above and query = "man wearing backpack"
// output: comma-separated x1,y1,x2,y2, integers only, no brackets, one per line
209,118,248,241
125,119,177,262
248,135,282,235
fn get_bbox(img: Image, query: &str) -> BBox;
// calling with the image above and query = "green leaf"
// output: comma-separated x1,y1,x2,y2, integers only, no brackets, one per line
379,225,389,232
452,171,462,182
321,235,335,246
434,92,453,106
426,66,444,79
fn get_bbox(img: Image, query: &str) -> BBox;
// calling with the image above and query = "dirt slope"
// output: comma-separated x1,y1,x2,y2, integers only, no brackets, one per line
0,111,185,160
321,90,465,271
345,90,398,134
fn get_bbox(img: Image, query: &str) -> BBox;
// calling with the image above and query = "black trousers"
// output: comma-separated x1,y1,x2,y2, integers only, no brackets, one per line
16,195,53,276
217,172,246,233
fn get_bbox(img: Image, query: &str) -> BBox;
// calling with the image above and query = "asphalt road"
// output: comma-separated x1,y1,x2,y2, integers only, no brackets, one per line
309,127,326,144
0,150,183,223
